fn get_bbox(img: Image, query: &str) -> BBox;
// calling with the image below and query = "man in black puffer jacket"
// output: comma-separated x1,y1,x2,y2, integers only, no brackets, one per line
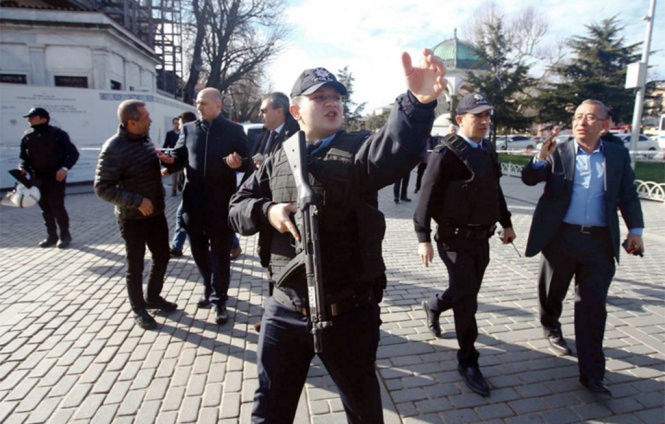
95,99,177,330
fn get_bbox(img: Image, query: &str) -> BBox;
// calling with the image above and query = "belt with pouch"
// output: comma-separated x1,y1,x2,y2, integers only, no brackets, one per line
272,286,375,318
437,223,496,240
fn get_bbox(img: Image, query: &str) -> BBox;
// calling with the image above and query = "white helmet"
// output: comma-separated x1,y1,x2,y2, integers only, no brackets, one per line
11,184,41,208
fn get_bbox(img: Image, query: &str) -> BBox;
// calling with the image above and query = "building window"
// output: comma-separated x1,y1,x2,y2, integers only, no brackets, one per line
0,74,27,84
54,76,88,88
110,80,122,90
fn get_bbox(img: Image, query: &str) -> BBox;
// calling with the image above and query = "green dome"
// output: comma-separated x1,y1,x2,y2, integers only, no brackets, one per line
433,33,487,71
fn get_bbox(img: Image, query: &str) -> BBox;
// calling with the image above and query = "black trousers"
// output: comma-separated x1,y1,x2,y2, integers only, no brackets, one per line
117,214,170,312
415,162,427,192
393,173,410,199
252,297,383,423
188,229,232,305
38,178,69,238
539,226,615,381
427,237,490,367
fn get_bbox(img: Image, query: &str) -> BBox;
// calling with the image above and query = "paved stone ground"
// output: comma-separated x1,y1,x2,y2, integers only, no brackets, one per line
0,174,663,423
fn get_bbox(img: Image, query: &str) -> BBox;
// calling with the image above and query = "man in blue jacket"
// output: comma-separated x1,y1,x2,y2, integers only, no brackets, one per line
158,88,251,325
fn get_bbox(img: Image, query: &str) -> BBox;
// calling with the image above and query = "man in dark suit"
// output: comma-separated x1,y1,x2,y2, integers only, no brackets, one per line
251,92,300,169
249,92,300,332
522,99,645,396
163,117,182,196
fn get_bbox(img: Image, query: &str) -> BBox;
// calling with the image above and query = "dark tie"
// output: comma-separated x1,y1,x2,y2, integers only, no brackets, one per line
262,131,274,155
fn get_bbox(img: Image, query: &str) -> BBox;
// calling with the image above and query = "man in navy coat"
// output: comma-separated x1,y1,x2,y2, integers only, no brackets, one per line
158,88,251,325
522,99,645,396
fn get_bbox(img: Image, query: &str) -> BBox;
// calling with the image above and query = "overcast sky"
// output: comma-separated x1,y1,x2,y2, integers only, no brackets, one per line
264,0,664,112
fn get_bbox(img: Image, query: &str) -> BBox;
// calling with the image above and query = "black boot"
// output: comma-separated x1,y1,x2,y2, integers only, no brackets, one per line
39,236,58,248
57,233,72,249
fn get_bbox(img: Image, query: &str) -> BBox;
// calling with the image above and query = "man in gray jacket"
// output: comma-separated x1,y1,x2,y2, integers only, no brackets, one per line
95,99,177,330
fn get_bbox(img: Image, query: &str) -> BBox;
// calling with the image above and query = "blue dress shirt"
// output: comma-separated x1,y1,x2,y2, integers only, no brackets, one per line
532,141,643,235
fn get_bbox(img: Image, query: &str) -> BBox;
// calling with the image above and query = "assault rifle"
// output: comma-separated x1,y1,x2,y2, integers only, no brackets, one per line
282,131,332,353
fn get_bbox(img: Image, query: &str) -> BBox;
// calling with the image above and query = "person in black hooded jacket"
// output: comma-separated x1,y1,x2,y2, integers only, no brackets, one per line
18,107,79,248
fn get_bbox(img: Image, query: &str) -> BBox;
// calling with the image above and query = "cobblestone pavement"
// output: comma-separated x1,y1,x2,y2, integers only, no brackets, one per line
0,174,663,423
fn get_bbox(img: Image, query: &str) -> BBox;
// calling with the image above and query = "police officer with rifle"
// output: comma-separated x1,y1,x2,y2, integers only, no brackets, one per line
229,49,445,423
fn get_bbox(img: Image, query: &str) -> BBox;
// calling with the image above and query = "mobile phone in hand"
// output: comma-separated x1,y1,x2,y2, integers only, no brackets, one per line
622,239,644,257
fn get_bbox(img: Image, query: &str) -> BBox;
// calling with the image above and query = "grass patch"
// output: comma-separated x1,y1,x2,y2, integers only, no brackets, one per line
498,154,665,183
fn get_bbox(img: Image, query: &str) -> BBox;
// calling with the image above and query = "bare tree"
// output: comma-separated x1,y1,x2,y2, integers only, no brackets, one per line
224,69,266,122
182,0,209,104
462,2,561,77
182,0,288,104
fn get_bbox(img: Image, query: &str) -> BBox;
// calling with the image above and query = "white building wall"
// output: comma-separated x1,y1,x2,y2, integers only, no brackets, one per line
0,9,190,188
0,85,195,188
0,9,159,92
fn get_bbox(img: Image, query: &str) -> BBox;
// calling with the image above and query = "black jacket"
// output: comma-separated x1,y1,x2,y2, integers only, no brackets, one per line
20,124,79,178
94,126,166,220
522,139,643,262
169,113,251,234
229,91,436,288
413,138,513,243
163,130,180,149
251,114,300,158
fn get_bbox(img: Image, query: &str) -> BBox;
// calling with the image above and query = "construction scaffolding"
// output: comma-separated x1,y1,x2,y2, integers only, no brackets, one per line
72,0,183,97
152,0,183,97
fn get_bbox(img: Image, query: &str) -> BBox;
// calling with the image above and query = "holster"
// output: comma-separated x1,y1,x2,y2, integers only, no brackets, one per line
436,223,496,241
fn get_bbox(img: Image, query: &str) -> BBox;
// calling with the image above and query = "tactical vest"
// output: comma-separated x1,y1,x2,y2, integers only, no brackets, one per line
269,131,386,296
440,135,501,226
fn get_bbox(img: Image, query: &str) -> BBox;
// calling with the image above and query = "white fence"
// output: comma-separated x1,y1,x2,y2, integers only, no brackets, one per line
500,163,664,203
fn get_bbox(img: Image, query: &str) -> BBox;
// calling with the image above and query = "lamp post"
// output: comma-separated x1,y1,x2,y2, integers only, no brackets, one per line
627,0,657,169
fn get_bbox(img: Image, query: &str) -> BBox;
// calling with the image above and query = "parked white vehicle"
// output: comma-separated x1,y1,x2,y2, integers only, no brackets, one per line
497,135,535,152
241,122,264,147
618,134,662,159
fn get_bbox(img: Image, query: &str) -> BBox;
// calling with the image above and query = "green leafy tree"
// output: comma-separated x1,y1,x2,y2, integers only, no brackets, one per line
465,14,535,142
336,66,366,130
536,16,640,124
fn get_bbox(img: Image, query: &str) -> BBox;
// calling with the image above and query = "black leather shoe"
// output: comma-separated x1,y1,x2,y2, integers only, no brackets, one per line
458,365,490,397
394,198,399,204
580,377,612,396
215,303,228,325
197,297,212,308
422,300,442,338
39,237,58,248
400,197,411,202
145,296,177,313
57,234,72,249
169,249,183,258
546,332,572,355
134,309,157,330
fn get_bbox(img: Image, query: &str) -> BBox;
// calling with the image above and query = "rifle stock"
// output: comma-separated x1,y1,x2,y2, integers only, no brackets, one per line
283,131,332,353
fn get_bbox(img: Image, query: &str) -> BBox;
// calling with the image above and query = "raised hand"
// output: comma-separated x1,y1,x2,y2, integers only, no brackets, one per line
402,48,446,104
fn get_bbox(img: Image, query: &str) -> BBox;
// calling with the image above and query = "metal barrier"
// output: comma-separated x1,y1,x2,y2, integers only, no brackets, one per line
635,179,665,202
500,163,665,203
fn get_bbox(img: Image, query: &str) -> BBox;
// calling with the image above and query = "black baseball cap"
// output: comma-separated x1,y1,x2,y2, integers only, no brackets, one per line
456,93,493,115
290,67,347,97
23,107,50,119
